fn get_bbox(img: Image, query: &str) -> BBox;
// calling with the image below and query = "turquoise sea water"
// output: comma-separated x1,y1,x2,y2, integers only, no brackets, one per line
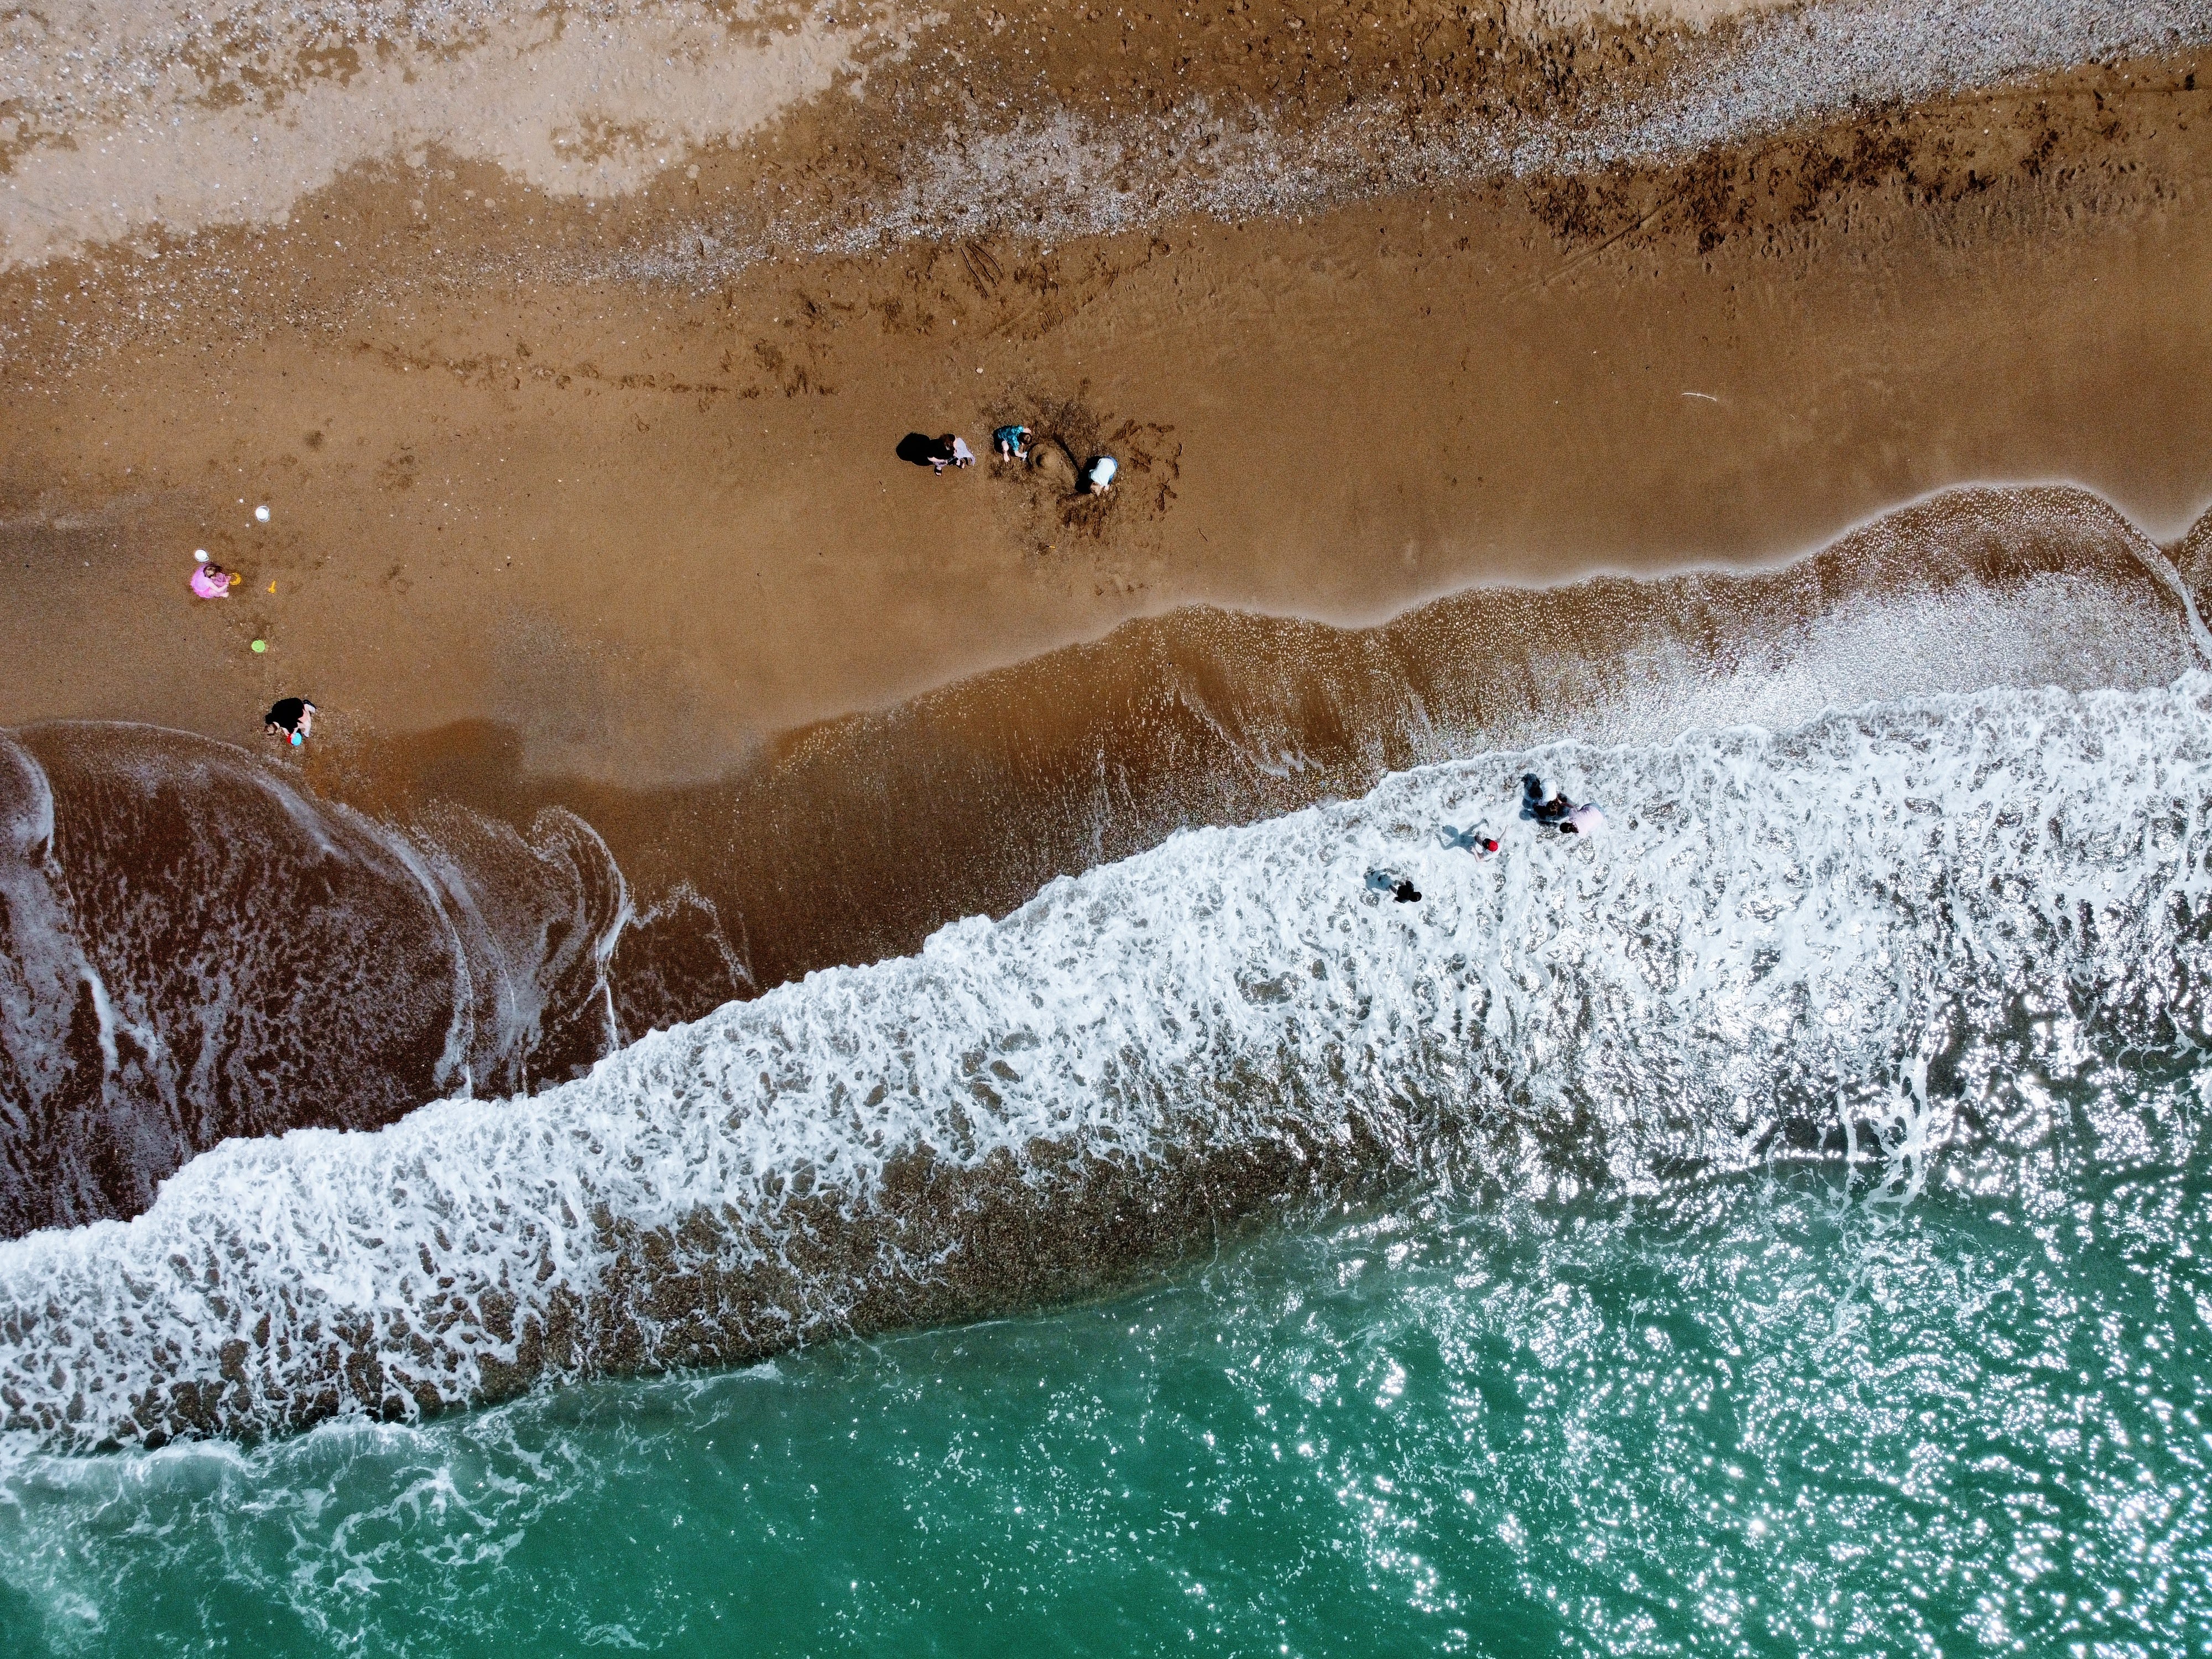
9,677,2212,1653
4,1064,2204,1657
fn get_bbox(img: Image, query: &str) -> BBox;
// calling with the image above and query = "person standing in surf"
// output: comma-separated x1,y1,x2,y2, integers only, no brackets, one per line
1521,773,1572,825
264,697,317,748
1365,869,1422,902
1438,823,1500,856
1522,774,1604,834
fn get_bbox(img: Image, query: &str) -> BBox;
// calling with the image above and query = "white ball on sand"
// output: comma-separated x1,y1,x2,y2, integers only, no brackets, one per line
254,505,270,523
193,549,208,562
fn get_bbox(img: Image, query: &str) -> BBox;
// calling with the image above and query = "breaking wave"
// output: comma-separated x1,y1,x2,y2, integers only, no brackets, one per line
0,724,631,1237
4,672,2210,1449
3,484,2192,1250
661,483,2201,993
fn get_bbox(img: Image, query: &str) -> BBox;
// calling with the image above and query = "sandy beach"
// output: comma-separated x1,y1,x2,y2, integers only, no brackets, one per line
0,4,2205,786
1,0,2210,1222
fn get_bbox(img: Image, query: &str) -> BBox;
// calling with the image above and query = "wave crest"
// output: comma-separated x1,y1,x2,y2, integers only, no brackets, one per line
3,676,2209,1448
0,725,629,1237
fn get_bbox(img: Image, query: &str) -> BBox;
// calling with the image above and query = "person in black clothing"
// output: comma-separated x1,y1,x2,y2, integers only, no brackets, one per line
265,697,317,747
1365,869,1421,903
1522,772,1574,825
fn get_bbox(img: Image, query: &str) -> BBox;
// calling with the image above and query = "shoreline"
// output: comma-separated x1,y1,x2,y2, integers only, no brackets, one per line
1,478,2201,1234
293,480,2212,1003
6,662,2206,1439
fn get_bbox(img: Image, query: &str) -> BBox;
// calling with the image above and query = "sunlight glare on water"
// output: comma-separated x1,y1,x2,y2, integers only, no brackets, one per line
2,1061,2204,1657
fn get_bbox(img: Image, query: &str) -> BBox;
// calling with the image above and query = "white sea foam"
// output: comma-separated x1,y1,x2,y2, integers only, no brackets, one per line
0,726,630,1233
4,675,2211,1447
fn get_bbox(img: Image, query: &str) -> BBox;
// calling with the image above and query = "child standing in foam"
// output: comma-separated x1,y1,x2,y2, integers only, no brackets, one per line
1364,869,1422,903
1438,823,1500,856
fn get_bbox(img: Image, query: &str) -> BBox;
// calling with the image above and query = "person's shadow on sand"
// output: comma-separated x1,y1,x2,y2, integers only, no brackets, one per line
895,432,943,468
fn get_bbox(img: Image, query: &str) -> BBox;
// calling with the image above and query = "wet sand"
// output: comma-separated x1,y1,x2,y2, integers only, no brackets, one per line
343,483,2208,1013
10,481,2197,1241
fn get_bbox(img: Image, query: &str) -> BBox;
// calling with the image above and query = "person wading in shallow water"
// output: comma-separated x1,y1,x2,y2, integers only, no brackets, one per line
1438,823,1501,856
1522,773,1605,835
264,697,317,748
1365,869,1422,903
1522,772,1572,825
1561,802,1606,835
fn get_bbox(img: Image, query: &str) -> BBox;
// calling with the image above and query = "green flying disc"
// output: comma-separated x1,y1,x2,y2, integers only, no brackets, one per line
251,639,267,653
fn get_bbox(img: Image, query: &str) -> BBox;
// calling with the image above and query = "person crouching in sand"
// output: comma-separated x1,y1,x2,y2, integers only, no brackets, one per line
265,697,317,748
190,561,234,599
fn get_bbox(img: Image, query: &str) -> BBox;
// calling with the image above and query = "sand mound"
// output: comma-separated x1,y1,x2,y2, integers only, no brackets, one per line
1029,441,1079,491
